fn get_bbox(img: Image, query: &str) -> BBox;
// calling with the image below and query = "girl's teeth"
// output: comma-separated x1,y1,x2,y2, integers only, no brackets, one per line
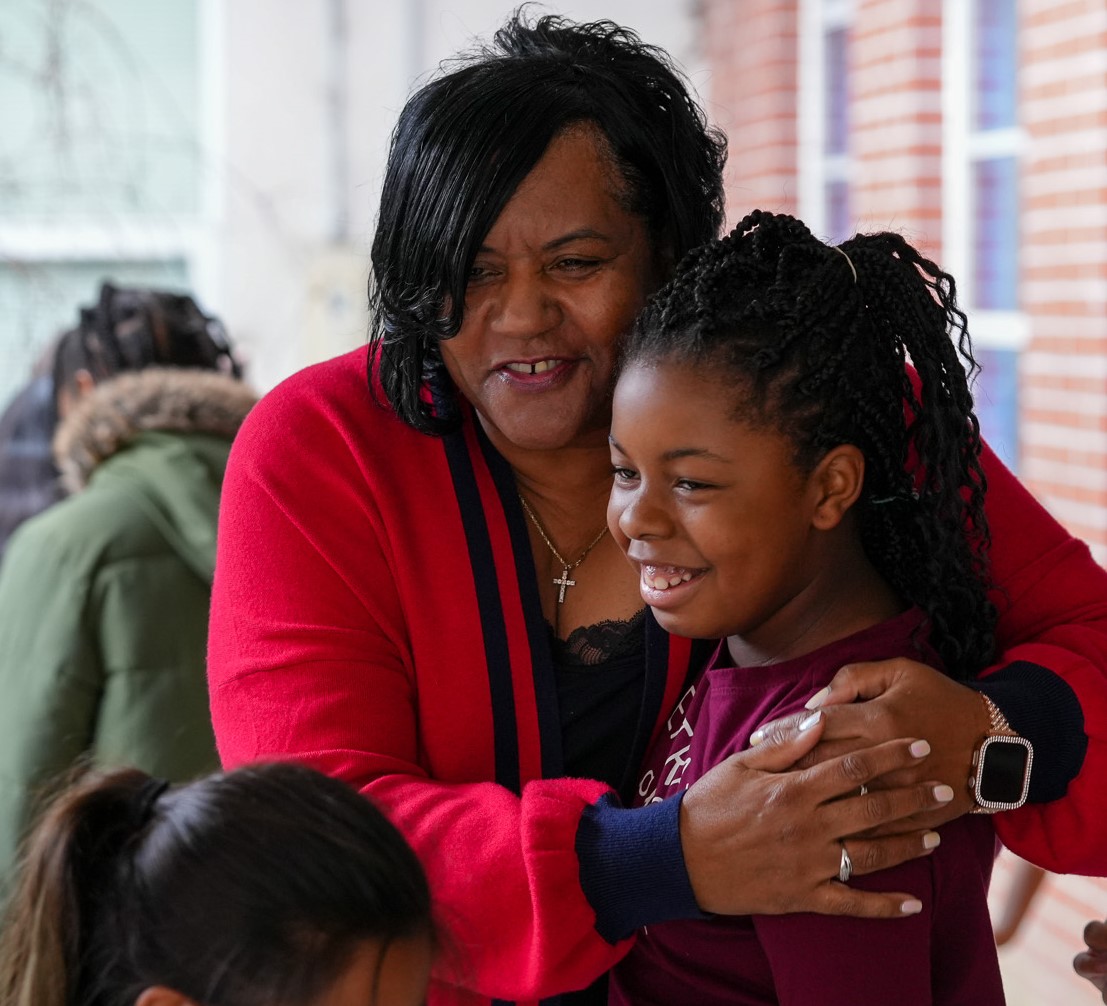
644,568,695,590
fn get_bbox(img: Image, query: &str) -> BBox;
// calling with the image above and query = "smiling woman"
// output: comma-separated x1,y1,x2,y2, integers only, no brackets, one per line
207,10,1107,1006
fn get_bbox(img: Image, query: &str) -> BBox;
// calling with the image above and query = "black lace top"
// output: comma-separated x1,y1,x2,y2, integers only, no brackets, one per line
550,607,648,1006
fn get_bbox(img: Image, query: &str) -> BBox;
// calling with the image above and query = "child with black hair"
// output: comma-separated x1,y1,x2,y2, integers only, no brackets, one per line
607,211,1005,1005
0,761,434,1006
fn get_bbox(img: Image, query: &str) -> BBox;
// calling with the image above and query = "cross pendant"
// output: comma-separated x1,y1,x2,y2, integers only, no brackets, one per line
552,567,576,603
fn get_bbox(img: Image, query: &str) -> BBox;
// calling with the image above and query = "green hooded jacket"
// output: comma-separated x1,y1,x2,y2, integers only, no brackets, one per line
0,368,256,890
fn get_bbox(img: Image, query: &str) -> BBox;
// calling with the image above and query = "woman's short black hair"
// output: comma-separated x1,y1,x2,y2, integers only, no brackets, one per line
369,7,728,434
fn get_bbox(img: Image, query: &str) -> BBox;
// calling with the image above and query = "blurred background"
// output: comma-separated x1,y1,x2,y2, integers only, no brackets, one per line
1,1,1105,1000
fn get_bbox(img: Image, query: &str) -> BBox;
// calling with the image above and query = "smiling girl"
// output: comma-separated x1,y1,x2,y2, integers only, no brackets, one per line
607,211,1005,1005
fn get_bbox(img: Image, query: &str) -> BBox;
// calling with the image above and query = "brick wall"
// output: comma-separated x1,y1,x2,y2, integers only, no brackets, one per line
850,0,943,259
1020,0,1107,558
700,0,800,223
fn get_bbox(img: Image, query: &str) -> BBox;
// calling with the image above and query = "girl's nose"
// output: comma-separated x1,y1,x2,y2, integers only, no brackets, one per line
616,486,671,542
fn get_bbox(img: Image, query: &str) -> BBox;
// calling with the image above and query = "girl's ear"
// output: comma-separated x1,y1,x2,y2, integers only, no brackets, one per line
809,444,864,530
135,987,197,1006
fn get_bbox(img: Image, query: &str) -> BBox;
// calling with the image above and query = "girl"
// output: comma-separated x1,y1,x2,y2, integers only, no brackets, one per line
607,211,1004,1004
0,761,434,1006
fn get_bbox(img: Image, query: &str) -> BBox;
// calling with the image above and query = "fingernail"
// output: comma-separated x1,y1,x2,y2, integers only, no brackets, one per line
804,686,830,710
933,784,954,803
798,710,822,732
923,831,941,850
749,728,765,746
909,740,931,758
901,899,923,915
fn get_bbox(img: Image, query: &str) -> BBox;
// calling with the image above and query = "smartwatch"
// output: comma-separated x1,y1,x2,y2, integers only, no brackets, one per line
969,693,1034,813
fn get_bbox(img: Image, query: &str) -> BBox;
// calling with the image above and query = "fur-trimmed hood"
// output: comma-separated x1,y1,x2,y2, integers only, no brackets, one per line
54,368,257,493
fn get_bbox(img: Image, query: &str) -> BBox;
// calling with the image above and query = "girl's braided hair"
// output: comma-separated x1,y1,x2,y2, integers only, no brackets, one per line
627,210,995,676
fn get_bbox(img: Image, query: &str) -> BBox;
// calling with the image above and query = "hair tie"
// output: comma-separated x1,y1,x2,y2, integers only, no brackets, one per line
833,245,857,284
132,777,170,829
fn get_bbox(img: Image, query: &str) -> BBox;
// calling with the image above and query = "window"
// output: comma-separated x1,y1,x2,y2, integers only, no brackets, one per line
0,0,212,407
799,0,853,244
943,0,1024,470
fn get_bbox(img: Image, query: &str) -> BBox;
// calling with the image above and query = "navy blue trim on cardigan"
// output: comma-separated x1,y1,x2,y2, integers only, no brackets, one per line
476,424,566,781
442,426,521,796
972,659,1087,803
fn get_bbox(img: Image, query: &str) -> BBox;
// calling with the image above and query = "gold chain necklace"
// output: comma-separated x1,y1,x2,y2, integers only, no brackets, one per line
518,494,609,604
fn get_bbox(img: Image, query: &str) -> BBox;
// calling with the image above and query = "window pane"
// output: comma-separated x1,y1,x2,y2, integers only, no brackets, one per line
973,346,1020,471
824,27,849,155
973,0,1018,131
0,259,190,407
972,156,1018,310
825,179,851,245
0,0,201,218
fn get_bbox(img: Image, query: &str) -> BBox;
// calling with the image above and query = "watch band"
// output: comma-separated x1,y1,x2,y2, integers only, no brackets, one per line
970,692,1032,814
979,691,1014,735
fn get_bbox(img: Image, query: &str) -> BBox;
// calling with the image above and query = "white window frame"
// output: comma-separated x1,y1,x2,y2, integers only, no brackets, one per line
798,0,854,240
942,0,1028,350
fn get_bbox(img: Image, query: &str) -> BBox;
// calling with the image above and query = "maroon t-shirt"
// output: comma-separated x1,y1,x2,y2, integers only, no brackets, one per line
610,609,1005,1006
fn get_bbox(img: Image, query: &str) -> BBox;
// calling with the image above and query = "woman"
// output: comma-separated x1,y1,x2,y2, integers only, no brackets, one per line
209,13,1107,1006
0,283,254,892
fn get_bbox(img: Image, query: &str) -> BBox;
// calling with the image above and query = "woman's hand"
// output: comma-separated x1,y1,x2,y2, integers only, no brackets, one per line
1075,920,1107,1002
679,710,952,919
747,657,991,830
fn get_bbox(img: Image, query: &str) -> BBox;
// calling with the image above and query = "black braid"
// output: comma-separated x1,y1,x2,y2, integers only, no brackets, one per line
627,211,995,677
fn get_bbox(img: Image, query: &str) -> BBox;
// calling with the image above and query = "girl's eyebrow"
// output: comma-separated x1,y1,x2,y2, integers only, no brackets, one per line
662,447,731,463
608,435,731,465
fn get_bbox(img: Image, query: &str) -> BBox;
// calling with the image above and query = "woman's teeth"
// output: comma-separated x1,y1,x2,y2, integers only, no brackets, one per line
505,360,559,374
643,566,696,590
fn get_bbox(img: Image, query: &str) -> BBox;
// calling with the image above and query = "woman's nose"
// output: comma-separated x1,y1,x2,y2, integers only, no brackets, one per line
488,271,558,339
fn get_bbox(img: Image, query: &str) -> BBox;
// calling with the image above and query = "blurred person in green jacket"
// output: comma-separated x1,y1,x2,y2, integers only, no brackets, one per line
0,283,255,895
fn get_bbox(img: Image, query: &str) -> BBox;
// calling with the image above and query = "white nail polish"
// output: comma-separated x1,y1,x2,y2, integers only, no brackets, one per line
799,710,822,732
804,686,830,710
923,831,941,849
749,729,765,746
909,740,931,758
933,784,954,803
901,899,923,915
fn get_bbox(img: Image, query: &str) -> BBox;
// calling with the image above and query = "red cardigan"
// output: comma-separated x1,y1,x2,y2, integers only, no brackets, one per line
209,346,1107,1004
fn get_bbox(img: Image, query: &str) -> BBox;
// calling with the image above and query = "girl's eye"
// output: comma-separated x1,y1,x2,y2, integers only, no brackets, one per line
612,465,638,483
675,478,712,491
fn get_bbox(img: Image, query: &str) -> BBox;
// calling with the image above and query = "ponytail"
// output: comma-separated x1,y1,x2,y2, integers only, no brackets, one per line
0,763,433,1006
0,768,159,1006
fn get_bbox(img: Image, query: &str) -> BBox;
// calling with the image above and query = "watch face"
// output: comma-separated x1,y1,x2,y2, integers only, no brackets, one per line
978,737,1032,805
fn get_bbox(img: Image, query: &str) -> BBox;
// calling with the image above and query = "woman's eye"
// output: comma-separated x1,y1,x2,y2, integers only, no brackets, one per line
675,478,711,491
611,466,638,483
555,257,600,272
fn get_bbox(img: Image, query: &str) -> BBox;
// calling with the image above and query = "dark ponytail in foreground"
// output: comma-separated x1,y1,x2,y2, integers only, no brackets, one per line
0,762,433,1006
627,210,995,676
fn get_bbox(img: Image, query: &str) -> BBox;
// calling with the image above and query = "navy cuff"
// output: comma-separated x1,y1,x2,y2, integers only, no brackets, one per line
972,660,1087,803
575,792,704,944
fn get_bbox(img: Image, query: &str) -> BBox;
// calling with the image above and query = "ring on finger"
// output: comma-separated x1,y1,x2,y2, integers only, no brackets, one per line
838,841,854,883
